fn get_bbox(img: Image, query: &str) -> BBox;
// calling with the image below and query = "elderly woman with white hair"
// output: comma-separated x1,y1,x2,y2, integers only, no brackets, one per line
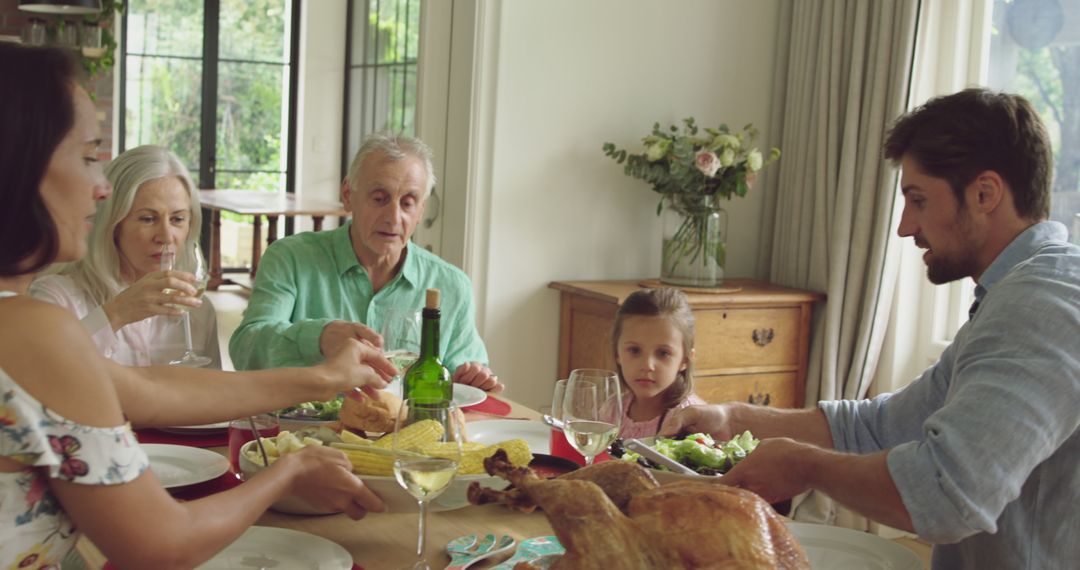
30,145,222,368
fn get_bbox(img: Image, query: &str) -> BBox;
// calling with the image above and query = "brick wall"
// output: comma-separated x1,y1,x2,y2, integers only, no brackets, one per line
1,0,115,160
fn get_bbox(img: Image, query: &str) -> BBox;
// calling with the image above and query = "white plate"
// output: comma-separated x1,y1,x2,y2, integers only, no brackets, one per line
467,419,551,455
143,444,230,489
156,422,230,435
786,522,923,570
197,526,352,570
384,379,487,408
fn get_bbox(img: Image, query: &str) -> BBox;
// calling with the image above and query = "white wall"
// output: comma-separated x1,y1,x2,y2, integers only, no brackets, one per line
473,0,785,409
295,0,347,232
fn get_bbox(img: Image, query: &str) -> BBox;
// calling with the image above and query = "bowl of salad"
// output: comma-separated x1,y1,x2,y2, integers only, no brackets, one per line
611,431,759,484
276,394,347,429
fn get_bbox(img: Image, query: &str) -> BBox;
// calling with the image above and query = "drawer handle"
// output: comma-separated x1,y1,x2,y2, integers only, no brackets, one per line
752,328,775,347
748,392,772,406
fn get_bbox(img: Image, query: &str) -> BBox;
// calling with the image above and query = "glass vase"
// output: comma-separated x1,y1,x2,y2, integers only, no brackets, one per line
660,194,727,287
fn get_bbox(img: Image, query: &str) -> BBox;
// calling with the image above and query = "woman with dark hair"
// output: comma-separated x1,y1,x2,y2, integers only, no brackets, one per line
0,44,393,569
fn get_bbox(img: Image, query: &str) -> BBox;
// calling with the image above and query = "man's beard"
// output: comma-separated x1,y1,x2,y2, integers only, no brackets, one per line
923,206,979,285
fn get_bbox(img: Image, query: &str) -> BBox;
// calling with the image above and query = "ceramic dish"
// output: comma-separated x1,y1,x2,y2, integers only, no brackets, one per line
238,440,508,514
143,444,230,489
384,379,487,408
466,419,551,454
156,421,230,435
786,522,923,569
196,526,352,570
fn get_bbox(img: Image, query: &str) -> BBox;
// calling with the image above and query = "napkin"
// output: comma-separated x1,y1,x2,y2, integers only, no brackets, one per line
135,428,229,448
463,395,511,416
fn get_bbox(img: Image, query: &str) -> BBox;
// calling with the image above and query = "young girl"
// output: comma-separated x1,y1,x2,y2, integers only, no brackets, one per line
612,288,705,438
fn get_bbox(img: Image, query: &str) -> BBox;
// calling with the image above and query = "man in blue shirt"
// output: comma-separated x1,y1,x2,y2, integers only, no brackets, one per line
665,89,1079,569
230,133,502,393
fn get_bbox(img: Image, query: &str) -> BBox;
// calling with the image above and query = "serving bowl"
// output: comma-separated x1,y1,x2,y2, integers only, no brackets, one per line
238,440,509,514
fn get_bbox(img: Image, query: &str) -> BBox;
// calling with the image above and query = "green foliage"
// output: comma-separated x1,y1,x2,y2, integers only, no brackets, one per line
603,117,780,214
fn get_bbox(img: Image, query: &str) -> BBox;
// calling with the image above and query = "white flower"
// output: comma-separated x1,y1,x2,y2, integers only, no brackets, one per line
645,139,671,162
747,149,763,171
719,147,735,167
712,134,739,149
694,150,721,177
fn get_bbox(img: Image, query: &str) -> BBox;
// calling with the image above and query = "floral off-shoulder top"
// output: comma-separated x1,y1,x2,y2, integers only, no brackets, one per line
1,292,149,569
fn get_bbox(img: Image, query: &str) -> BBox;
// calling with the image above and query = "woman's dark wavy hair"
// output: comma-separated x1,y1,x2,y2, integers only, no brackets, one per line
0,44,79,277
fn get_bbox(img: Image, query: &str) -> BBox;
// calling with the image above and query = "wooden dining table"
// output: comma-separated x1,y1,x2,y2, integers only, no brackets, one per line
77,398,931,569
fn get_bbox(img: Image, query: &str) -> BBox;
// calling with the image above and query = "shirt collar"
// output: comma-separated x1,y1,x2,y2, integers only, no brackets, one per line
331,221,420,288
974,220,1068,301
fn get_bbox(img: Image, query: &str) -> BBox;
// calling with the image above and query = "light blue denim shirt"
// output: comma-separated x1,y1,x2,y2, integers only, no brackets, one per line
229,222,488,372
821,221,1080,569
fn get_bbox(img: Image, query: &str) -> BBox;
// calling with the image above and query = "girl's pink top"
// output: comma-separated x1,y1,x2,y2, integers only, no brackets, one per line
618,392,706,439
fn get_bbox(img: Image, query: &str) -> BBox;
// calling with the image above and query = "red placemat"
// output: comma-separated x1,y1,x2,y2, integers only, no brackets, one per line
135,428,229,448
463,395,511,416
169,470,243,501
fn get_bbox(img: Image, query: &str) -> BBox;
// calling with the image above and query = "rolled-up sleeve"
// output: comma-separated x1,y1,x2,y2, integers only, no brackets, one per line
877,276,1079,544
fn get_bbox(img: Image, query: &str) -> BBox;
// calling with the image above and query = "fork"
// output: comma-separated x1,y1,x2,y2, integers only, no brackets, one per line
446,534,516,570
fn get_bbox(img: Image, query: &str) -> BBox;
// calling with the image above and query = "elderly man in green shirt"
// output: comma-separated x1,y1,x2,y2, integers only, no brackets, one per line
229,133,502,393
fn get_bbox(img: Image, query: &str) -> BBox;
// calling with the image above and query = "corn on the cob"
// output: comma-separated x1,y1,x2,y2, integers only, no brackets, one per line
419,438,533,475
339,429,373,446
371,419,443,450
342,449,396,476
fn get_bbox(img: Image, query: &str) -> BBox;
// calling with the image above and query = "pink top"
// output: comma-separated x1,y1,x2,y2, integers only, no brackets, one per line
618,392,706,439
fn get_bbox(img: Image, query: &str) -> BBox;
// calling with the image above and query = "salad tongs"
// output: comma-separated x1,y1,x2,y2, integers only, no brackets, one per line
623,438,699,476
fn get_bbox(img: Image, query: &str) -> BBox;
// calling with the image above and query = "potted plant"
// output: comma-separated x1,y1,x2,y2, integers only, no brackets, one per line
603,118,779,287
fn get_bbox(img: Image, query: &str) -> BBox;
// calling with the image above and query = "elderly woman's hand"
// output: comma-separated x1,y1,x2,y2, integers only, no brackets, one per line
453,362,504,393
101,270,201,331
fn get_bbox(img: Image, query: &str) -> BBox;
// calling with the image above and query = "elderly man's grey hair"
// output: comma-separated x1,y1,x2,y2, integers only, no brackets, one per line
345,131,437,198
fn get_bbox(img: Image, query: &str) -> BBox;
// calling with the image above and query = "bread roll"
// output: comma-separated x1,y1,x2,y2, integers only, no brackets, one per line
340,389,403,434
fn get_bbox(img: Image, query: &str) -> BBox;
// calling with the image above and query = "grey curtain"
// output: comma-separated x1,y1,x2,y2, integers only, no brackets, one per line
756,0,920,525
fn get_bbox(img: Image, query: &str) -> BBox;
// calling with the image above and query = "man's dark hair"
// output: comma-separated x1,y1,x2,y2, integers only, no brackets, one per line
883,88,1052,220
0,44,79,276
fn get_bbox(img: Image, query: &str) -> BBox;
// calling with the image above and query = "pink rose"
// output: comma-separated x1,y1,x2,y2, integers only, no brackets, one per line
694,150,721,177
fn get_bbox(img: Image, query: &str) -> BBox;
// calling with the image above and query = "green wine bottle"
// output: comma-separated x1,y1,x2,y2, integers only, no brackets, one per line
402,288,452,406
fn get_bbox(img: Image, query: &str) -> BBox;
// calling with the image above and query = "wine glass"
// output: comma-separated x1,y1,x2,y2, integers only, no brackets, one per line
562,368,622,466
166,241,212,367
380,307,421,385
392,399,463,570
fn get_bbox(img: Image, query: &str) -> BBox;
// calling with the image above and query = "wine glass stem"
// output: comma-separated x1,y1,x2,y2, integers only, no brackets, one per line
584,455,595,466
181,311,196,354
416,499,429,562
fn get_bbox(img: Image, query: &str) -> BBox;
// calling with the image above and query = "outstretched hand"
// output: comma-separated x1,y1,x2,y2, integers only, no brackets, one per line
102,270,200,330
659,404,735,440
718,438,815,504
322,338,396,398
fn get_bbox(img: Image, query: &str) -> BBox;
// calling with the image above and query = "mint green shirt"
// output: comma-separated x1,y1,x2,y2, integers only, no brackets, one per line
229,222,488,372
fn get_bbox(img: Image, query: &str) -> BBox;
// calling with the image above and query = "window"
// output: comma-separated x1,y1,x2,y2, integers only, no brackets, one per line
121,0,299,193
343,0,421,168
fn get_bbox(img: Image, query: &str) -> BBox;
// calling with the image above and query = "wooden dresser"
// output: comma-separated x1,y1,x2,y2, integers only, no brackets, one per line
549,279,824,408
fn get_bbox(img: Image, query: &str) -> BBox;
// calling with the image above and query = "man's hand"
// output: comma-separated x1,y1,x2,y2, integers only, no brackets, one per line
659,404,735,440
453,362,503,393
319,320,382,359
718,438,816,504
102,270,199,330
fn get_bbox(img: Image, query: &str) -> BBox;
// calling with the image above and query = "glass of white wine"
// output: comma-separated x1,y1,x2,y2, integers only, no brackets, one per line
380,307,421,383
392,398,463,570
562,368,622,466
164,241,212,367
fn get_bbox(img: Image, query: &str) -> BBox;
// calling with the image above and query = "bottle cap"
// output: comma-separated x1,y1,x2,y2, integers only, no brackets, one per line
425,288,441,310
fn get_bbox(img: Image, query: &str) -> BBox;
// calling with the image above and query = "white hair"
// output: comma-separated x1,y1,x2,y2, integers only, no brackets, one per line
346,131,436,198
56,145,201,306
